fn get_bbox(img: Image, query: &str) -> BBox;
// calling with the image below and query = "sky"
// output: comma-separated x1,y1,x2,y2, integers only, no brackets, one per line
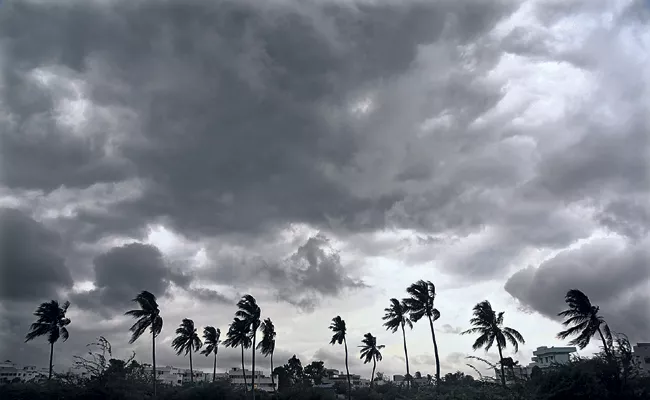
0,0,648,381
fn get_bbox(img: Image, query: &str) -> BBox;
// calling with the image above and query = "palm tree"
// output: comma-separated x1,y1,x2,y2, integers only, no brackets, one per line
171,319,202,383
25,300,71,380
224,317,252,391
200,326,221,382
461,300,525,387
236,295,261,400
329,316,351,400
257,318,277,392
404,280,441,383
557,289,612,357
382,298,413,388
359,333,384,388
125,291,163,397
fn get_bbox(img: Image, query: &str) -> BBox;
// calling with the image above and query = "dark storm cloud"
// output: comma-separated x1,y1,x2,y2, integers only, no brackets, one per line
505,237,650,341
0,208,73,301
71,243,192,314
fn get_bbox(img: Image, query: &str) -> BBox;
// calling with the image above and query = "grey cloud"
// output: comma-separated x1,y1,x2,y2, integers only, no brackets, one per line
505,237,650,341
437,324,462,335
0,208,73,301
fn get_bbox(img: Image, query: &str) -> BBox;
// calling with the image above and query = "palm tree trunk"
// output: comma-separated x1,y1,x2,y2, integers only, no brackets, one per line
597,326,611,358
241,344,248,392
497,344,506,387
271,351,276,393
401,323,410,389
213,351,217,382
344,337,351,400
189,348,194,383
152,333,157,398
251,331,256,400
48,342,54,380
427,316,441,384
371,358,376,389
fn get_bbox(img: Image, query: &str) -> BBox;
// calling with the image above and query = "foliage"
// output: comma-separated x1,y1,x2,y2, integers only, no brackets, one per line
125,291,163,343
557,289,612,354
304,361,327,385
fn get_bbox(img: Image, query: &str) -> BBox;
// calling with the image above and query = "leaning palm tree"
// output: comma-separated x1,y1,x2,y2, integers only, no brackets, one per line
329,316,351,400
171,319,202,383
404,280,441,383
359,333,384,388
236,295,261,400
382,298,413,388
461,300,525,387
125,291,163,397
257,318,277,392
25,300,71,380
224,317,252,391
200,326,221,382
557,289,612,357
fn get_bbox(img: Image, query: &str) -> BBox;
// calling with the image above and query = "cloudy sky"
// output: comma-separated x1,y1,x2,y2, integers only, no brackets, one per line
0,0,648,380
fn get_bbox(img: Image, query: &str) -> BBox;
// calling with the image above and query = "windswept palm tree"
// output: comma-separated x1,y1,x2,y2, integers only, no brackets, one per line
224,317,252,391
25,300,71,380
382,298,413,388
125,291,162,397
257,318,277,392
359,333,384,388
171,319,202,383
236,295,261,400
200,326,221,382
404,280,441,383
557,289,612,357
461,300,525,387
329,316,351,400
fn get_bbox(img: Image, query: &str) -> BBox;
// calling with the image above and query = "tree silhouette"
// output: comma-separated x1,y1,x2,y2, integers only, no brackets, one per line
171,319,202,383
329,316,351,400
125,291,162,397
200,326,221,382
224,317,252,391
461,300,525,386
404,280,441,383
382,298,413,388
257,318,276,392
25,300,71,380
304,361,327,385
359,333,384,388
236,294,261,400
557,289,612,357
285,355,304,386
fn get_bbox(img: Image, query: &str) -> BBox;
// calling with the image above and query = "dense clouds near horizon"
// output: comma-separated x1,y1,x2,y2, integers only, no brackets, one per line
0,0,648,378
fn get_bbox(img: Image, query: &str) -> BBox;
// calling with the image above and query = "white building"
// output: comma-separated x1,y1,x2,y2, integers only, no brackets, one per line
529,346,576,368
228,367,276,392
0,361,48,384
633,343,650,375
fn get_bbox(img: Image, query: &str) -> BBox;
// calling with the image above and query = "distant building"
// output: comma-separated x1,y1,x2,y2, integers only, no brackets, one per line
228,367,276,392
143,365,227,386
0,361,48,384
633,343,650,375
529,346,576,368
313,369,369,388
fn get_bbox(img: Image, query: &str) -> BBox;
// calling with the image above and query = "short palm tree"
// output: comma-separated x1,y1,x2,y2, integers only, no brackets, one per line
359,333,384,388
200,326,221,382
404,280,441,383
257,318,277,392
557,289,612,356
329,316,351,400
236,295,261,400
461,300,525,387
25,300,71,380
125,291,163,397
224,317,252,391
382,298,413,388
171,319,202,383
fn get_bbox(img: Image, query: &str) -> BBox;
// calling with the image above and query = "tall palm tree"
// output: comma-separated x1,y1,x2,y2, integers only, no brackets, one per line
236,295,261,400
25,300,71,380
200,326,221,382
329,316,351,400
382,298,413,388
461,300,525,387
125,291,163,397
404,280,441,383
359,333,384,388
257,318,277,392
224,317,252,391
171,319,202,383
557,289,612,357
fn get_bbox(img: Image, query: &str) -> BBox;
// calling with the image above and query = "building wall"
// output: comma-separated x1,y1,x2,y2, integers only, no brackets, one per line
633,343,650,375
